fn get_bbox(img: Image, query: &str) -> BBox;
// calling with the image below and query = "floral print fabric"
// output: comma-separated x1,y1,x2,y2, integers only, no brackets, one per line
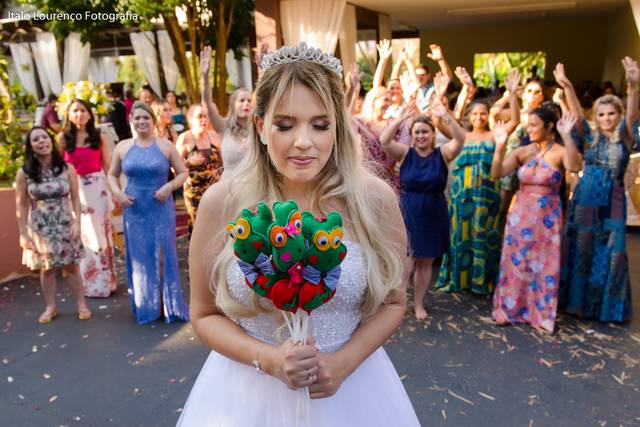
492,155,563,333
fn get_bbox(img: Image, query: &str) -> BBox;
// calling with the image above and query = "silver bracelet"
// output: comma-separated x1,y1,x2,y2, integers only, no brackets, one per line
252,344,266,375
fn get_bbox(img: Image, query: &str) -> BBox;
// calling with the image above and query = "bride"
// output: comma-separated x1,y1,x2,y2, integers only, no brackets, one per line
178,43,420,426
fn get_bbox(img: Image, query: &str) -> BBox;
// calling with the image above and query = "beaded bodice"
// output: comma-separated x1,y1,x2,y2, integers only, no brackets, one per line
227,241,367,352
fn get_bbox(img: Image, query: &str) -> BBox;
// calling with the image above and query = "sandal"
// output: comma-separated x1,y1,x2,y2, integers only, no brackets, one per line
38,309,57,324
77,308,92,321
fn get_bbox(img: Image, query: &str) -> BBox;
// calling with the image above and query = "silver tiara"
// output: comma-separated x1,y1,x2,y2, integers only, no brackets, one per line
261,42,343,78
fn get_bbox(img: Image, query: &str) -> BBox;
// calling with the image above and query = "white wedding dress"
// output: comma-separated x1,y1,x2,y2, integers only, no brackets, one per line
177,242,420,426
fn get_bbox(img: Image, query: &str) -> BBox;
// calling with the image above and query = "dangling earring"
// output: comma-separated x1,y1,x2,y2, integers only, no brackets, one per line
260,134,267,145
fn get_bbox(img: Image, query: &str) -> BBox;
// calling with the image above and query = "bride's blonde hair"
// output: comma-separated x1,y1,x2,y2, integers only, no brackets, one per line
209,59,406,320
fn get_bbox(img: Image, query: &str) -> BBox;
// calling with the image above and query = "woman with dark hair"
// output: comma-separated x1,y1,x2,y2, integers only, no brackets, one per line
107,101,189,324
556,59,639,323
200,46,252,180
60,99,117,298
490,108,582,333
380,97,466,320
435,69,520,295
166,90,187,134
15,126,91,323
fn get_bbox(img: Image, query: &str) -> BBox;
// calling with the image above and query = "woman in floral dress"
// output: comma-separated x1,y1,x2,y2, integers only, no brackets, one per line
61,99,117,298
490,109,582,333
15,126,91,323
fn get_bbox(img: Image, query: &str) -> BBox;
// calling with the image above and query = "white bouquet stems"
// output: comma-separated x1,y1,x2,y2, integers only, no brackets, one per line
282,310,311,427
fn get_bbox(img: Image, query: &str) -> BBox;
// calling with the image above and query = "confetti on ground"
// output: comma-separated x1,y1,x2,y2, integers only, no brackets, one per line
99,305,108,310
448,389,474,405
399,374,407,381
7,376,14,383
32,345,38,352
478,391,496,401
43,373,51,379
49,395,58,403
441,409,447,420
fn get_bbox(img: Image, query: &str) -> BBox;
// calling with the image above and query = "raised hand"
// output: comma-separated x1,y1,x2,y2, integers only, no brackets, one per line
346,62,361,88
557,111,577,136
253,42,270,68
552,87,565,105
622,56,640,86
493,121,509,147
455,66,474,87
377,39,392,61
400,71,419,99
430,95,448,119
505,68,520,94
427,44,444,62
553,63,572,89
433,71,450,97
200,45,212,77
401,98,419,120
404,40,418,61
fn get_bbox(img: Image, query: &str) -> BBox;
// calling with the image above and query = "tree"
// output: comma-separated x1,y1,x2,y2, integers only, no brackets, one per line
19,0,254,108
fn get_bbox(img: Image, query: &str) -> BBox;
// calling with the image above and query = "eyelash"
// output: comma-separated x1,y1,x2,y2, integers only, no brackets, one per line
275,124,330,131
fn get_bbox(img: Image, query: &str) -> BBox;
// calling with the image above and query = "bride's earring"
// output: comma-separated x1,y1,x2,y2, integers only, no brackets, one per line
260,134,267,145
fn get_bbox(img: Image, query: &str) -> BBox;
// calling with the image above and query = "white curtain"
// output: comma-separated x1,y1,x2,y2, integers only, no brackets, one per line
157,30,179,91
130,32,161,95
338,4,357,76
280,0,346,53
226,48,253,91
8,43,37,96
33,32,63,96
63,33,91,84
631,0,640,36
88,57,118,83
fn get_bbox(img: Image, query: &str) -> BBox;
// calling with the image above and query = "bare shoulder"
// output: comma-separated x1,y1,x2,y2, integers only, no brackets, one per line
198,180,233,221
156,138,176,156
114,138,134,158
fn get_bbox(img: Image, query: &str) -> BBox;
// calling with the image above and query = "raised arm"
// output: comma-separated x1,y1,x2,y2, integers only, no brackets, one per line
502,69,521,134
432,96,466,163
491,121,522,178
401,40,418,82
622,56,639,142
427,44,453,82
453,67,477,121
489,91,510,129
430,71,453,139
553,63,584,123
345,63,361,113
390,47,406,80
557,111,583,173
372,40,393,89
200,46,228,132
378,102,414,162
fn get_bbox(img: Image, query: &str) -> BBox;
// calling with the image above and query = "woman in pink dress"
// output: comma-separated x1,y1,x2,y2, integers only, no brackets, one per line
490,107,582,333
61,99,118,298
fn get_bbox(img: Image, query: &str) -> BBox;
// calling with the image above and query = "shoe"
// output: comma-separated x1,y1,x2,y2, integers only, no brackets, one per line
77,308,92,321
38,309,57,324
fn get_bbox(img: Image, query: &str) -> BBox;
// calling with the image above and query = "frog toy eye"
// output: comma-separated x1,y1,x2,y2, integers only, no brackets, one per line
313,231,330,252
235,218,251,240
329,228,343,249
226,223,236,240
270,226,288,248
290,212,303,232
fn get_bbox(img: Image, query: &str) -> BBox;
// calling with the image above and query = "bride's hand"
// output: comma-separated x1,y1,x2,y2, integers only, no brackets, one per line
269,338,319,390
309,350,349,399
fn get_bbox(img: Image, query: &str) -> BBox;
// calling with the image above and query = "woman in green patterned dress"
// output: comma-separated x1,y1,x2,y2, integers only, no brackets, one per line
435,70,521,295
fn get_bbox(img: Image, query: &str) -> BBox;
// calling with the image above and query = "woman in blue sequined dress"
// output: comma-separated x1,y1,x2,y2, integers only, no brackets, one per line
554,60,639,322
108,102,190,324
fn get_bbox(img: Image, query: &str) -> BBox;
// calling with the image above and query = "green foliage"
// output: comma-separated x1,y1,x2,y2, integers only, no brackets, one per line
116,56,146,94
0,47,33,185
356,58,373,92
473,52,546,88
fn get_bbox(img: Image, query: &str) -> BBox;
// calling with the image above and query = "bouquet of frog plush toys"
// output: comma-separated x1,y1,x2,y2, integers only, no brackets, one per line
226,200,347,426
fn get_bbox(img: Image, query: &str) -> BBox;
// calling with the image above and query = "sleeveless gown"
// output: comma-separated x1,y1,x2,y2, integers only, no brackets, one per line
177,242,420,426
121,141,189,324
492,151,563,333
400,147,449,258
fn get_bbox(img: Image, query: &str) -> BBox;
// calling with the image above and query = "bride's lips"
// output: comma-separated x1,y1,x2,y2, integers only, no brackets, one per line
289,156,315,166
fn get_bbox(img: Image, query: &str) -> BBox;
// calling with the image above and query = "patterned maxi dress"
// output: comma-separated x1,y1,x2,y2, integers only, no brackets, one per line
559,119,639,322
492,150,563,333
22,169,83,271
435,140,502,294
183,133,222,232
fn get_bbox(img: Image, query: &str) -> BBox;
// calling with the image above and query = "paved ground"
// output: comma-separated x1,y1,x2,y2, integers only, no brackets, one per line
1,235,639,427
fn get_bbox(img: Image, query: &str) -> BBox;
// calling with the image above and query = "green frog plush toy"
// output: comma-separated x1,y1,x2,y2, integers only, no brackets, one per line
298,212,347,313
226,202,277,297
268,200,306,312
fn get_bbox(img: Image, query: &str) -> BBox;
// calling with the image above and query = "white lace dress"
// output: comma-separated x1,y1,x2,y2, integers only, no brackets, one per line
177,242,420,426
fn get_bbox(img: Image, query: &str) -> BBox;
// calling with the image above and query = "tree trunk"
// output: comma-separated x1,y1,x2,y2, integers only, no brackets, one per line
186,1,200,103
163,13,199,104
215,0,234,115
153,30,169,97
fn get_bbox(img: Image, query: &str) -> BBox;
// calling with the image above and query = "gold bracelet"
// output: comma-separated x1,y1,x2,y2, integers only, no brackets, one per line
252,344,266,375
